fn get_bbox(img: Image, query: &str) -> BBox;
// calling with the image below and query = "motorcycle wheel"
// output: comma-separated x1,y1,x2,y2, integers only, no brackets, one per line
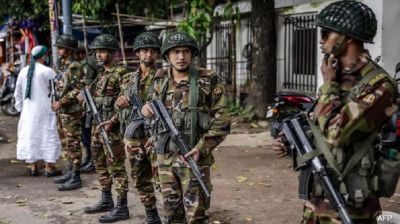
1,98,20,116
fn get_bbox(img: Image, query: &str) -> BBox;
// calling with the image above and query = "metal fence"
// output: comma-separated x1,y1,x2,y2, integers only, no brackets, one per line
283,13,318,93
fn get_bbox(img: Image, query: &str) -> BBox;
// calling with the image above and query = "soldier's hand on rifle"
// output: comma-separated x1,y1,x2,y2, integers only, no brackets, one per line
181,148,200,166
51,101,61,111
141,103,154,118
321,54,338,82
115,95,130,108
272,133,288,158
97,120,114,132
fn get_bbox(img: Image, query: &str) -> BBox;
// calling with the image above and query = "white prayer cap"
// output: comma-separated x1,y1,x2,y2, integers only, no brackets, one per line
31,45,48,59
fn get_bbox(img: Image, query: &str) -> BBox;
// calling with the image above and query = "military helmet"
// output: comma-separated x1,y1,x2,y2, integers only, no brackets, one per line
133,32,161,52
89,34,119,51
54,34,78,49
161,32,198,60
315,0,377,43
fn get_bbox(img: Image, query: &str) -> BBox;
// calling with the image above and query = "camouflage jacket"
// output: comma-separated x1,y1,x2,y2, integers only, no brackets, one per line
308,58,398,218
80,55,98,86
149,67,231,167
117,66,157,138
57,58,85,114
90,63,127,126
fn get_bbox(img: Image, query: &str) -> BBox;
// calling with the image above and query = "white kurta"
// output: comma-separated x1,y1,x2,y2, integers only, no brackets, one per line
14,62,61,163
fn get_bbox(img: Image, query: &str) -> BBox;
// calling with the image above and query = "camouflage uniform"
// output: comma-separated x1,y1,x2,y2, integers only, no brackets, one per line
57,59,85,171
150,63,230,223
119,66,158,208
90,63,129,197
301,1,399,223
54,35,85,172
81,55,98,86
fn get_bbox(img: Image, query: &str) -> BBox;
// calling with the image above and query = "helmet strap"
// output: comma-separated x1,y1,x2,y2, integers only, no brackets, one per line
331,34,346,55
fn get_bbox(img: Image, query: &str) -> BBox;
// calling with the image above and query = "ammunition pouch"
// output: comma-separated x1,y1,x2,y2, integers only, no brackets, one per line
94,96,115,121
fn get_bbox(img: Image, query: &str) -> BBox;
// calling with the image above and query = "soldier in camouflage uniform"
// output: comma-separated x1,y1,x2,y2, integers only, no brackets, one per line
142,32,231,224
83,34,130,223
51,34,85,191
115,32,162,223
273,1,399,223
75,41,97,173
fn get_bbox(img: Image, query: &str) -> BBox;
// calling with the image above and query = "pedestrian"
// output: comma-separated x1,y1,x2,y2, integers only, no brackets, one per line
272,1,400,223
14,45,61,176
51,34,85,190
83,34,129,223
115,32,162,223
141,31,231,223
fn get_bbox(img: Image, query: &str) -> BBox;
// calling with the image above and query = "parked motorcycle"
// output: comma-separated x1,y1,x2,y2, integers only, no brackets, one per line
0,66,20,116
266,92,315,139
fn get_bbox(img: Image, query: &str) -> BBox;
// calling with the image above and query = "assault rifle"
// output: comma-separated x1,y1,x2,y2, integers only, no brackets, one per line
149,99,211,198
124,93,150,139
282,115,353,224
80,88,114,158
48,79,59,103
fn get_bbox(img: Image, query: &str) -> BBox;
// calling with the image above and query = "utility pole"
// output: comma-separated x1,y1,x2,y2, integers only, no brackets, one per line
62,0,72,35
49,0,60,69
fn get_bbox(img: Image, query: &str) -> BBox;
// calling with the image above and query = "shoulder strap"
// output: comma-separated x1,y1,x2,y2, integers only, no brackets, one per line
189,67,199,148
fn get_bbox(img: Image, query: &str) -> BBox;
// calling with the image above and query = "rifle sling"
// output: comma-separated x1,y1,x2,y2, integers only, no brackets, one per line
189,67,199,148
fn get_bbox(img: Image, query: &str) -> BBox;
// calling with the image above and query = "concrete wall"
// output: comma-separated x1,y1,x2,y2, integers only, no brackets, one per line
381,0,400,75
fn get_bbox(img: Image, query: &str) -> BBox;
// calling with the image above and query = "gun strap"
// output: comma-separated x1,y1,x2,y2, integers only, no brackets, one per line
189,67,199,148
297,148,322,165
307,118,342,178
341,131,377,178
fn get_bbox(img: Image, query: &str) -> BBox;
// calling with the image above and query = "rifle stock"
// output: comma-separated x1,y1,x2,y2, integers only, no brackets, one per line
282,116,353,224
80,88,114,158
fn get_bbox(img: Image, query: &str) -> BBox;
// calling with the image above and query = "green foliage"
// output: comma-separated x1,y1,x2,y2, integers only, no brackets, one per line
228,100,252,117
177,0,213,41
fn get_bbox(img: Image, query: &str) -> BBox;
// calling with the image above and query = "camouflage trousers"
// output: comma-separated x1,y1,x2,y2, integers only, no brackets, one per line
158,162,212,224
125,138,157,208
301,201,380,224
92,127,128,197
59,113,82,170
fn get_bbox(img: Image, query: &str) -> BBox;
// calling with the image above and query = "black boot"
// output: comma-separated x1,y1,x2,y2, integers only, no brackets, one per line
84,190,114,214
144,207,162,224
54,164,72,184
80,160,95,173
57,170,82,191
98,197,129,223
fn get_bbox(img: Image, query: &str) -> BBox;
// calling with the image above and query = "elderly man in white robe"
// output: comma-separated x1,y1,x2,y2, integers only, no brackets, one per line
14,45,61,176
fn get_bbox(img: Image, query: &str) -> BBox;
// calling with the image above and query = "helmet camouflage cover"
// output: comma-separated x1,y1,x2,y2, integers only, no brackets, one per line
89,34,119,51
161,31,198,60
316,0,377,43
54,34,78,49
133,32,161,52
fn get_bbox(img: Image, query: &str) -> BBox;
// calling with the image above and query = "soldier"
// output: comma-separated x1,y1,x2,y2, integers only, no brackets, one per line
114,32,162,223
83,34,129,223
141,32,231,223
273,1,399,223
75,41,98,173
51,34,85,191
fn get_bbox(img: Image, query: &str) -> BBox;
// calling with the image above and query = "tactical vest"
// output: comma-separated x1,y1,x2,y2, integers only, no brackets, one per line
91,66,126,122
302,60,400,207
119,69,154,137
58,60,83,114
152,67,215,153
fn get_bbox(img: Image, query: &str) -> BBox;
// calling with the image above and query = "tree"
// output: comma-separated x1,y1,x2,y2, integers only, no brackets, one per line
248,0,276,118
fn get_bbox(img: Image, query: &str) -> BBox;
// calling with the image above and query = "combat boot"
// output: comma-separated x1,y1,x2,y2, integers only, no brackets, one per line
98,197,129,223
54,163,72,184
80,160,95,173
58,170,82,191
80,146,91,168
84,190,114,214
144,207,162,224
